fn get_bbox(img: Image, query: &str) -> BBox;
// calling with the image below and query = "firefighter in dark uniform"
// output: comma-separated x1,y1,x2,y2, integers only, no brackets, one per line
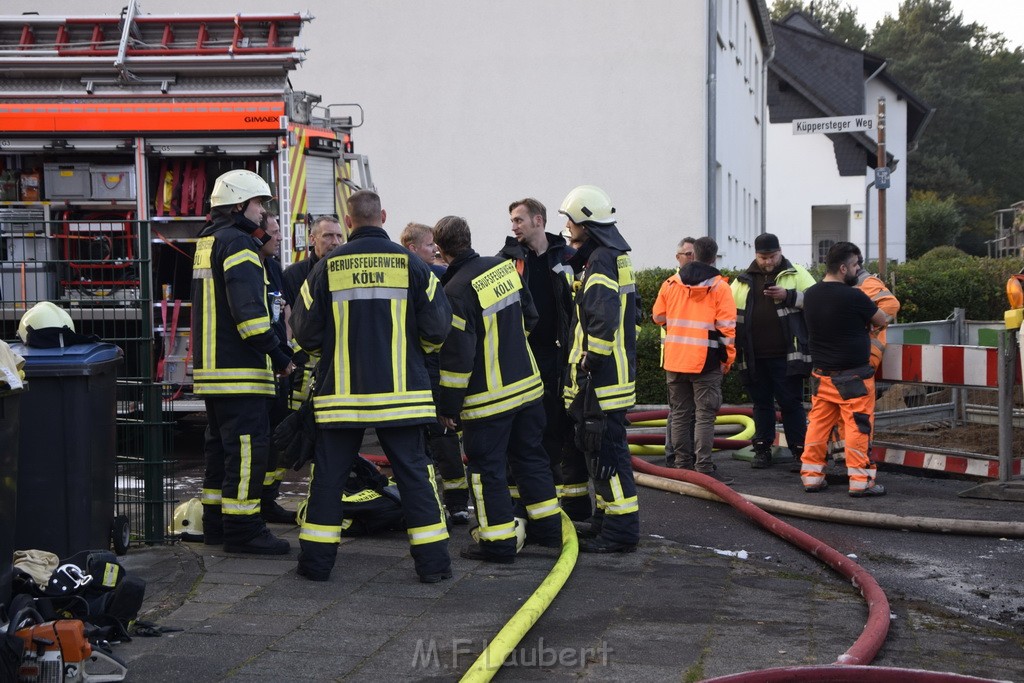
560,185,640,553
290,190,453,584
434,215,562,564
192,169,294,555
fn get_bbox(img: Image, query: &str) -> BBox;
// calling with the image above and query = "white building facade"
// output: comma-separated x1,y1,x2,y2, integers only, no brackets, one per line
6,0,773,270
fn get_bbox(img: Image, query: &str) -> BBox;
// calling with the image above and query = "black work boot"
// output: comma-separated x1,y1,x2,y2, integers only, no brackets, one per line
788,445,805,473
750,441,773,469
261,499,298,525
225,527,290,555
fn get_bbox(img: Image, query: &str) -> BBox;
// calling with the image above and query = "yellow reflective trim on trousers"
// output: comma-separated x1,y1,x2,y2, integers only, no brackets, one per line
201,489,222,504
300,279,313,308
442,477,468,491
238,434,253,501
477,520,516,541
559,483,589,497
427,464,448,527
470,472,487,528
483,314,502,391
299,522,342,543
604,495,638,515
407,521,449,546
343,489,382,503
452,314,467,331
222,497,260,515
525,497,560,519
224,249,261,272
262,471,277,486
508,485,520,499
237,316,271,339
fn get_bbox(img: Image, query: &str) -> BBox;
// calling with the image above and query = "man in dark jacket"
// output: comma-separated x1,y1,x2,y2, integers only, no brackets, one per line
435,215,562,564
499,198,590,522
192,169,294,555
290,190,453,584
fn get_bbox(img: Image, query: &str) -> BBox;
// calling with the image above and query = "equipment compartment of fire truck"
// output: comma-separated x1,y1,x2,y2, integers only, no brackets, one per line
0,1,373,410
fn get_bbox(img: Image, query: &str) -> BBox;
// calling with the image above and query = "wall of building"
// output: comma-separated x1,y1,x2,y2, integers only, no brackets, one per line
7,0,725,268
714,0,769,269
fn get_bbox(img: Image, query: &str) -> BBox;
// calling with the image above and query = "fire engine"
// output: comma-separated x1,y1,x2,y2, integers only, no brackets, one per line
0,2,373,401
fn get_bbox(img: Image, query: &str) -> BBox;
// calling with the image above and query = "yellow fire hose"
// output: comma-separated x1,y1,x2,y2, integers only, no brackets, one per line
459,511,579,682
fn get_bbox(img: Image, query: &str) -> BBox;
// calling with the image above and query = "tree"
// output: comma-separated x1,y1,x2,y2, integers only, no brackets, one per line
871,1,1024,246
770,0,868,49
906,190,962,259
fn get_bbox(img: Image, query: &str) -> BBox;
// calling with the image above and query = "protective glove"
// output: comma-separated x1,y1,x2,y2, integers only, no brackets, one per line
273,400,317,470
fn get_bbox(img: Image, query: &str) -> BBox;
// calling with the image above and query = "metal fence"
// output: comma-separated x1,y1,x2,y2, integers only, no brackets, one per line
1,209,176,546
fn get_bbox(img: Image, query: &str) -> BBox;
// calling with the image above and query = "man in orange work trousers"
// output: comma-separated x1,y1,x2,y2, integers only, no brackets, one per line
800,242,889,497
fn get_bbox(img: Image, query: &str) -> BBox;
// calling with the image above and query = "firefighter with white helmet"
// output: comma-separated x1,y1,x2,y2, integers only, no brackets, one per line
192,169,295,555
559,184,640,553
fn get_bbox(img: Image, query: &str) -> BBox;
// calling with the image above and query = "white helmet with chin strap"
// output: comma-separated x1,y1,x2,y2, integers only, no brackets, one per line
558,185,616,225
210,169,272,208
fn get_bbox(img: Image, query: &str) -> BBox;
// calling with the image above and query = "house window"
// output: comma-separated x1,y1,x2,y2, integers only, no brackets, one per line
817,239,836,264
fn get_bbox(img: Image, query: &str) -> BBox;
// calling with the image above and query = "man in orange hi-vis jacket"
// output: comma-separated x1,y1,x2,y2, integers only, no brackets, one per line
801,242,890,498
653,236,736,483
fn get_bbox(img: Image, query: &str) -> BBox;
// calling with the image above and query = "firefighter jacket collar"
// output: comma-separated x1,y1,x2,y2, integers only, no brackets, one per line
498,232,572,261
199,211,261,239
744,254,794,278
584,221,630,252
440,249,479,285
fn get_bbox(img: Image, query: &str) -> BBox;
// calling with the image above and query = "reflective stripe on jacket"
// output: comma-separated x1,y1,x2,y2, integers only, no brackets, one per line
191,214,280,396
564,246,637,412
731,259,815,381
438,251,543,423
652,266,736,374
857,272,900,370
289,226,452,428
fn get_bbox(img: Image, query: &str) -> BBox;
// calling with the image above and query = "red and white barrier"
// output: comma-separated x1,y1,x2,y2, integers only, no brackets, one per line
878,343,999,388
871,445,1021,479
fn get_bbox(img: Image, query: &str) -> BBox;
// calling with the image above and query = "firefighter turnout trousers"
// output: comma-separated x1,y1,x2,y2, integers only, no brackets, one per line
426,425,469,513
298,426,449,579
587,411,640,546
201,396,272,544
801,369,878,493
462,401,562,559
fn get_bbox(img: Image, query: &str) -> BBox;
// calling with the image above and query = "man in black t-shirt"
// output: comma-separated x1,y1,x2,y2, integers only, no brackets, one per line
801,242,889,498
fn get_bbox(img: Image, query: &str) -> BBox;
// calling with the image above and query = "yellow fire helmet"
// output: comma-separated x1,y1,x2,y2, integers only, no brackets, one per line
209,169,272,208
168,497,204,538
17,300,75,344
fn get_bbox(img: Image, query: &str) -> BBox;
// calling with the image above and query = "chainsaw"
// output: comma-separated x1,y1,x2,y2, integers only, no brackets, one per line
7,606,127,683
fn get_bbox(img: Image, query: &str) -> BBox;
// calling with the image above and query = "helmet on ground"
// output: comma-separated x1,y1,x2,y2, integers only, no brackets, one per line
168,497,204,538
210,169,272,208
17,301,75,346
559,185,616,225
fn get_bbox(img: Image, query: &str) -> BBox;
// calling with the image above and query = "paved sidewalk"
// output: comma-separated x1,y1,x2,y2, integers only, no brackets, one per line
113,453,1024,682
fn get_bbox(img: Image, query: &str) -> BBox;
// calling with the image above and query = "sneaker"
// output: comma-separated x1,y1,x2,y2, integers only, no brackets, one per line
804,479,828,493
225,528,290,555
449,509,471,526
849,483,886,498
697,469,733,485
419,569,453,584
261,501,297,525
296,565,330,582
579,537,638,554
459,545,515,564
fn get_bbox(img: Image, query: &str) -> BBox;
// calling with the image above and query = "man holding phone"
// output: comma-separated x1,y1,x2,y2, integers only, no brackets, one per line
730,233,816,470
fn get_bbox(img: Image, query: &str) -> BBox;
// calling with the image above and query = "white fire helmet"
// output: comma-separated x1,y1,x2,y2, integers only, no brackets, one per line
168,498,204,539
209,169,272,208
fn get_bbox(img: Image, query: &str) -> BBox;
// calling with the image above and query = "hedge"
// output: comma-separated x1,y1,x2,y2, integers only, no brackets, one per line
630,248,1024,405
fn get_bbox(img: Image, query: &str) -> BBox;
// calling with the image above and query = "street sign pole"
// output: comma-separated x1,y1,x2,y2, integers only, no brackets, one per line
876,97,887,278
